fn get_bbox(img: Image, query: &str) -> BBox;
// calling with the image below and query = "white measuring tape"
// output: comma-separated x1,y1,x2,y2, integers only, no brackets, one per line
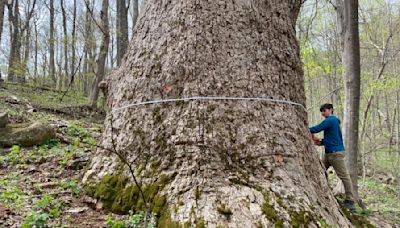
111,96,306,113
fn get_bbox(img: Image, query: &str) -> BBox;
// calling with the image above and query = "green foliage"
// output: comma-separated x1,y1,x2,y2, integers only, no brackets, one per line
359,177,400,224
0,187,26,209
39,139,60,149
59,179,81,194
106,214,126,228
0,146,45,165
21,211,51,228
11,145,20,152
63,122,92,138
105,211,156,228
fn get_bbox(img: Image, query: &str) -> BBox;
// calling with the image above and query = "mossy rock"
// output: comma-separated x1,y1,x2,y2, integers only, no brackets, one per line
0,112,9,127
0,122,55,147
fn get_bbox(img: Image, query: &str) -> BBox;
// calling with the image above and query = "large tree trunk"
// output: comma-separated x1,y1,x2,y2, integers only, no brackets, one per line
342,0,361,203
84,1,351,227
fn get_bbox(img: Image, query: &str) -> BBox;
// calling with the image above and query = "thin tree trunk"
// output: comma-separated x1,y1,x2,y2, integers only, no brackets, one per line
90,0,109,109
116,0,128,66
0,0,5,44
131,0,138,36
7,0,21,83
71,0,77,78
49,0,56,85
342,0,361,203
61,0,68,90
34,19,38,79
396,91,400,197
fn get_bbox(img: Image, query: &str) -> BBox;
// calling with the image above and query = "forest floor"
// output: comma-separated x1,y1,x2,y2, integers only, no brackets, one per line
0,83,399,227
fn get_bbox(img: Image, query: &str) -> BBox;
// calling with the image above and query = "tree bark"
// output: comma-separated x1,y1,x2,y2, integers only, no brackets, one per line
131,0,138,35
49,0,56,85
71,0,77,77
117,0,128,66
34,19,38,79
7,0,21,82
61,0,68,90
0,0,5,44
342,0,361,203
90,0,109,109
84,1,351,227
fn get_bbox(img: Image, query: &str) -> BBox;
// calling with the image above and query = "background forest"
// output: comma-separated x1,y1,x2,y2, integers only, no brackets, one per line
0,0,399,227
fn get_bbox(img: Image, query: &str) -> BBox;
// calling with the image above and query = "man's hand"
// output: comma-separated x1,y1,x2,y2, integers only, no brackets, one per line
310,134,323,146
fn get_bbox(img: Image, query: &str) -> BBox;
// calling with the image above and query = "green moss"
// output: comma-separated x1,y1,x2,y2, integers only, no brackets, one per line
184,221,191,228
176,100,185,105
195,187,201,201
340,204,375,228
275,220,284,227
217,204,233,219
86,173,176,226
195,218,206,228
158,210,181,228
261,193,285,226
288,211,311,228
153,107,162,123
274,193,285,209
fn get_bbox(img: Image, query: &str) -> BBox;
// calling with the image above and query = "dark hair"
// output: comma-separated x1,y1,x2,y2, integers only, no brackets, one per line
320,103,333,112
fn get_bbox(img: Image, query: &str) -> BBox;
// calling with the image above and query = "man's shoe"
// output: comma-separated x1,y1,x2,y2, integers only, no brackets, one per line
344,200,355,212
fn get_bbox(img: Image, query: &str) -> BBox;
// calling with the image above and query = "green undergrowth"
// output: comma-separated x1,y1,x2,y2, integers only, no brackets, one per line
0,82,89,109
359,178,400,225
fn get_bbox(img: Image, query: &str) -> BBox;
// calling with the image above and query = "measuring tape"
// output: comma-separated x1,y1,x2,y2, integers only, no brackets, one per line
111,96,306,113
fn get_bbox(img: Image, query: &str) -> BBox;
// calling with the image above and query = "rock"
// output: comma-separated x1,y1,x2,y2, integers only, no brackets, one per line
38,181,59,189
5,95,21,104
65,207,89,214
0,122,55,147
0,113,9,128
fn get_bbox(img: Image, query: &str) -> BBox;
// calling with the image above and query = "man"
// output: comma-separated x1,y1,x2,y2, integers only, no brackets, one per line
309,103,355,211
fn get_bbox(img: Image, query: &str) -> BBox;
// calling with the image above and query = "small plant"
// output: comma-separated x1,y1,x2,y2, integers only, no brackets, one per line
40,139,60,149
0,187,25,207
11,145,20,152
58,151,73,166
126,211,145,227
35,194,55,209
106,214,126,228
21,211,50,228
59,179,81,195
63,122,92,139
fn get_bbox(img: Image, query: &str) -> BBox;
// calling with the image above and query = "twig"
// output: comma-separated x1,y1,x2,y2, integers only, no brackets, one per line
60,51,84,102
83,0,107,35
108,113,150,227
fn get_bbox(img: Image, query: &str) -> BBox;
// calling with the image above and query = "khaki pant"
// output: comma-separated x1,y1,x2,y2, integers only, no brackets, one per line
323,151,355,202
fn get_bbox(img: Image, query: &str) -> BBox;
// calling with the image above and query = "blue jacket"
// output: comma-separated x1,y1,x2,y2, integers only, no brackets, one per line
309,115,345,152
